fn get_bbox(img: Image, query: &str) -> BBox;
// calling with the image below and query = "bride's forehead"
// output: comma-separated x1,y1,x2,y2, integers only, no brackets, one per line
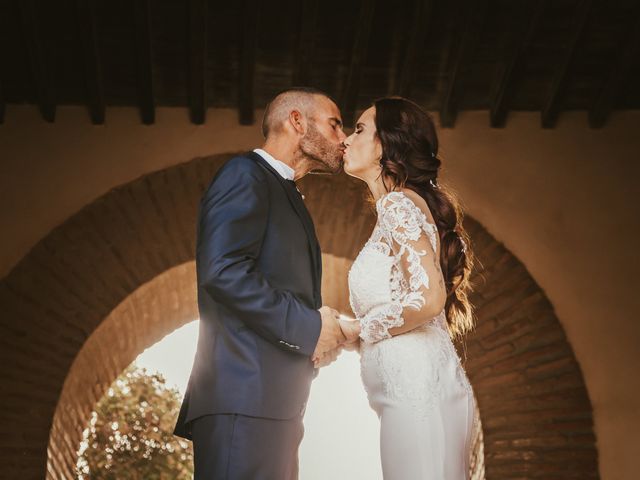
358,107,376,124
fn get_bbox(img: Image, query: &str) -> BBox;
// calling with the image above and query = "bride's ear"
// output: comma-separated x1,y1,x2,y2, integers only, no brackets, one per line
374,141,384,166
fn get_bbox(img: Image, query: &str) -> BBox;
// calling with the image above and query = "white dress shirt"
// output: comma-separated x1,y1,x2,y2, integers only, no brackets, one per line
253,148,295,181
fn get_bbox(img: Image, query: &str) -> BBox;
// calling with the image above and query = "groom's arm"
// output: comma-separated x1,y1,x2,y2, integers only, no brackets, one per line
197,156,321,356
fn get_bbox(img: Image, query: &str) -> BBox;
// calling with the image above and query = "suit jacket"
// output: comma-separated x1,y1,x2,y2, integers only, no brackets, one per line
174,151,323,439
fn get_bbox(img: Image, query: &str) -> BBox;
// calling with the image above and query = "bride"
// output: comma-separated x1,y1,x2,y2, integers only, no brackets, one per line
334,97,477,479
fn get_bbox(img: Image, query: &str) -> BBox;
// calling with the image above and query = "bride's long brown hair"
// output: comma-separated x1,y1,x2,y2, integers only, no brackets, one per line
373,96,475,339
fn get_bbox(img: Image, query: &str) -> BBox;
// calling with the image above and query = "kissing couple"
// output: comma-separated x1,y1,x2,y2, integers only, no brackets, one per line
174,87,477,480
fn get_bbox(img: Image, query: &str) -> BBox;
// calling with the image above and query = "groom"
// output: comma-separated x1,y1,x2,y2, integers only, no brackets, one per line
174,87,353,479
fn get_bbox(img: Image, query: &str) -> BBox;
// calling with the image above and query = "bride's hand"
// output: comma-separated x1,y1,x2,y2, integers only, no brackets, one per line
338,317,361,344
343,338,360,352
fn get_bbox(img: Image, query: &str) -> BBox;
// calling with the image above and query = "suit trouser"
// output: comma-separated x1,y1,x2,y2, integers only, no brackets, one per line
191,413,305,480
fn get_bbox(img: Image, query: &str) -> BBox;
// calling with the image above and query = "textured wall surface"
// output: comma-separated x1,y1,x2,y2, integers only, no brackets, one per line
1,153,596,479
2,106,638,478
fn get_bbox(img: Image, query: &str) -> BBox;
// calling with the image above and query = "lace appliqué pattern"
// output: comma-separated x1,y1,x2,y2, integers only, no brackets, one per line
361,313,474,421
349,191,474,421
350,191,438,344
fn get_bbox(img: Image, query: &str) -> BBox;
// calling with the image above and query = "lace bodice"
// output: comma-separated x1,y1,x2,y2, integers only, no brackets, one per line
350,190,475,420
348,191,446,343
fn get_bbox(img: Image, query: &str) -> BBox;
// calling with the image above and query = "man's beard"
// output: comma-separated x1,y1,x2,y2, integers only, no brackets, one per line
299,122,343,174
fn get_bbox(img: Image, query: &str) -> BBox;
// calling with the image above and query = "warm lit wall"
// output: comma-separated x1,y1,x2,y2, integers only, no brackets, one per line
1,105,638,480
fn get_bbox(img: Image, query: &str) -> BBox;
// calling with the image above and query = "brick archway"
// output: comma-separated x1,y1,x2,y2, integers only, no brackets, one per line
0,153,598,479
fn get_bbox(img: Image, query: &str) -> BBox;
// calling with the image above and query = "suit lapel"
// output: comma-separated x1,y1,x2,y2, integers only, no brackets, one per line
247,152,322,303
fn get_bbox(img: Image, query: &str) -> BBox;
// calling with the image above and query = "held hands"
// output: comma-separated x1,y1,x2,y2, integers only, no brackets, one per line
338,317,361,353
312,306,344,363
313,345,342,369
312,306,361,368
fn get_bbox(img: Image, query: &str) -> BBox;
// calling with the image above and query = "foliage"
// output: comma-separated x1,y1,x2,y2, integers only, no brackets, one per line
76,363,193,480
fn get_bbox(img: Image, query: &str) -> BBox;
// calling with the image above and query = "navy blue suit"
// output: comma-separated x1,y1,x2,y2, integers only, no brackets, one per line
174,151,323,478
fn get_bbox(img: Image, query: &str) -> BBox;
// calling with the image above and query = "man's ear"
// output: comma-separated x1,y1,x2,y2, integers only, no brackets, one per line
288,109,307,135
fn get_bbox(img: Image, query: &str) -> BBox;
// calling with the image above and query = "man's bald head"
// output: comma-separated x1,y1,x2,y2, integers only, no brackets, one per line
262,87,334,138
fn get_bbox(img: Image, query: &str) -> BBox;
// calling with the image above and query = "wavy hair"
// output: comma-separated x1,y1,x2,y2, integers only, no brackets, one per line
373,96,475,339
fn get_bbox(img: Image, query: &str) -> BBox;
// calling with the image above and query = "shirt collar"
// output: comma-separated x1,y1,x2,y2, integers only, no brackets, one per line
253,148,295,181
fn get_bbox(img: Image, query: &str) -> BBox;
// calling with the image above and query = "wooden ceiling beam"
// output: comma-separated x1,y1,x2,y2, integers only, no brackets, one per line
133,0,155,125
19,0,56,122
490,0,545,128
541,0,593,129
398,0,433,97
384,10,404,95
440,0,486,128
341,0,376,127
589,8,640,128
238,0,258,125
76,0,105,124
293,0,319,86
188,0,207,124
0,81,5,124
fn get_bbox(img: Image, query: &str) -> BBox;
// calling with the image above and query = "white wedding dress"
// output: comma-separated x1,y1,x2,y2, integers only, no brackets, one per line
348,191,477,479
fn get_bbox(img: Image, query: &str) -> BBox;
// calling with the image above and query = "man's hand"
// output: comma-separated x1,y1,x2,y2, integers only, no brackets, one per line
313,317,362,367
312,306,346,363
313,345,343,368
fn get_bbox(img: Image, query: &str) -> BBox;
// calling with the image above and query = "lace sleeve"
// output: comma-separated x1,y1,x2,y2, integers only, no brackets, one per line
359,192,445,343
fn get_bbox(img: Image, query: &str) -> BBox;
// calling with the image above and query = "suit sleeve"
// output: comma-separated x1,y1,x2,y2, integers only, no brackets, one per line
197,157,321,356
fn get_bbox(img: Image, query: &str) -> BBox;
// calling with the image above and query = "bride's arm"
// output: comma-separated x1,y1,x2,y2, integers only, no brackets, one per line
386,218,446,336
358,194,446,343
389,232,447,335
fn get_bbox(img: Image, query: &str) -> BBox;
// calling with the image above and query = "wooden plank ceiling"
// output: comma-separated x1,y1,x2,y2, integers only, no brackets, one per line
0,0,638,128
